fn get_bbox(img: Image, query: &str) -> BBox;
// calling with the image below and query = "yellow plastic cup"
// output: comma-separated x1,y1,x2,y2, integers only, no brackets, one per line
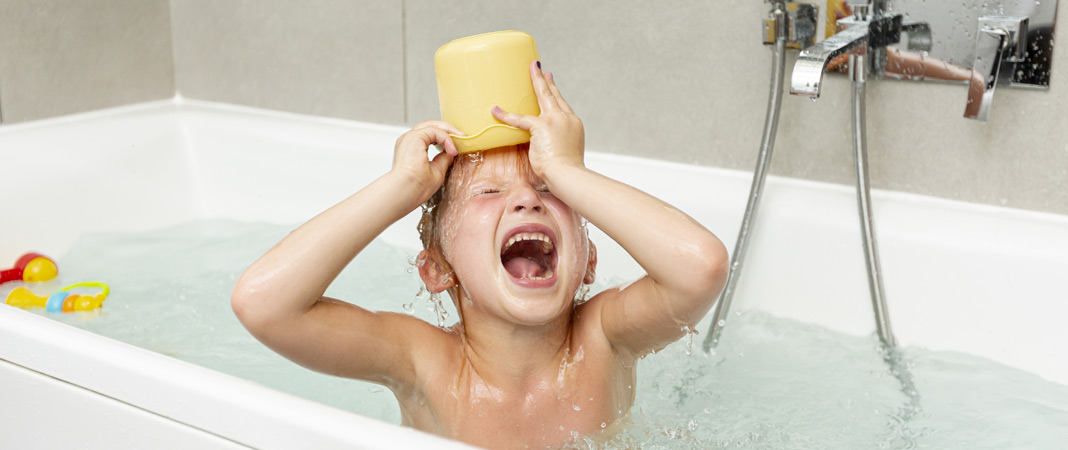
435,31,540,154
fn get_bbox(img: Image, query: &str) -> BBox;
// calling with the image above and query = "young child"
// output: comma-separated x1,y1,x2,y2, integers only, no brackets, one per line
232,61,728,449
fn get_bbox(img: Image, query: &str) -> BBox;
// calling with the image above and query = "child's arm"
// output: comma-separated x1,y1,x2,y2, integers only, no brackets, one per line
493,62,728,355
231,121,459,384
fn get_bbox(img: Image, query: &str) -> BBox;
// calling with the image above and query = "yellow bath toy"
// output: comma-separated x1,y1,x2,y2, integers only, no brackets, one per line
435,30,541,154
5,282,109,313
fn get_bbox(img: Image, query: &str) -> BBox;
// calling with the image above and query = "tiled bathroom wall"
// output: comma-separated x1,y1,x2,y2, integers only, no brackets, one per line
170,0,405,122
0,0,173,122
2,0,1065,215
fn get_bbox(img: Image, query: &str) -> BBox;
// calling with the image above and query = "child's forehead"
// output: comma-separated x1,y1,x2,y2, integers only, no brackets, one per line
453,147,537,184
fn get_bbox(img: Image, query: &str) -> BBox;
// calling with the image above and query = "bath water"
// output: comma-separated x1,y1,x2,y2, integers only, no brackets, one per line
36,220,1068,449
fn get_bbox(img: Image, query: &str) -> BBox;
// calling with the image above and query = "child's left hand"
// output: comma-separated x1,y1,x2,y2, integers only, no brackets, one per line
491,61,585,179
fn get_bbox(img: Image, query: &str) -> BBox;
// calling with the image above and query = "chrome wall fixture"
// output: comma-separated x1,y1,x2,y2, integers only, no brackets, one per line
707,0,1058,352
808,0,1059,121
786,0,1057,347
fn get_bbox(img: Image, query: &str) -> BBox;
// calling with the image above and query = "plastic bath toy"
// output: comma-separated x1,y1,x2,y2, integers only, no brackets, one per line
5,282,110,313
0,252,58,284
435,30,541,154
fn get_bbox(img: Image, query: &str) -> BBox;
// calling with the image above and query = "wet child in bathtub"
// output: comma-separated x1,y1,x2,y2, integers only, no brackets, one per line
231,61,728,449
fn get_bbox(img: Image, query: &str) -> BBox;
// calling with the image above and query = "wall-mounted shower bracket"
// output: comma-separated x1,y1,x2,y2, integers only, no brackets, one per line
763,2,818,49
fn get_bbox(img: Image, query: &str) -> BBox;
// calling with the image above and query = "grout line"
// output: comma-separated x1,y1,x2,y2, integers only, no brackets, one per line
401,0,409,124
167,0,181,99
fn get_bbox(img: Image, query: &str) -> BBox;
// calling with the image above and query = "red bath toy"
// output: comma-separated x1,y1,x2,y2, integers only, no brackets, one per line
0,253,58,284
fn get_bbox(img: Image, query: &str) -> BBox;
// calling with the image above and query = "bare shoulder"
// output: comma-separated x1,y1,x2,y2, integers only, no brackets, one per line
404,314,464,374
573,275,685,360
572,288,634,363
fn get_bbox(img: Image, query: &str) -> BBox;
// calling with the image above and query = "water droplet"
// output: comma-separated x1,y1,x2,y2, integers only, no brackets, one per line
683,326,695,356
572,404,581,411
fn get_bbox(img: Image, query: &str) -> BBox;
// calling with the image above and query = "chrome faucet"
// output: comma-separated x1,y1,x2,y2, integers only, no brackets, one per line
790,1,903,97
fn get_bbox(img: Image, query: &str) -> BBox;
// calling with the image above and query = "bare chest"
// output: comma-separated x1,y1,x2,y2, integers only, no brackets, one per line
401,355,636,449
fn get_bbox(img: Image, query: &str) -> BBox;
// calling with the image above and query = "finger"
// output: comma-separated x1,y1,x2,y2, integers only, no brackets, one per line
492,105,537,131
414,120,466,137
430,146,455,174
432,128,460,156
529,60,561,113
544,73,574,114
414,126,459,156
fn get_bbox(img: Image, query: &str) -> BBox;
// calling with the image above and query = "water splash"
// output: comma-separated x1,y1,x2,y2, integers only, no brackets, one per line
681,325,697,357
403,286,426,315
574,283,591,305
426,291,449,327
464,152,484,164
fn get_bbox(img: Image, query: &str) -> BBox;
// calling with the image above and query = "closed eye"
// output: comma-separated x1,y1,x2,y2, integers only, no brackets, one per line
480,188,500,195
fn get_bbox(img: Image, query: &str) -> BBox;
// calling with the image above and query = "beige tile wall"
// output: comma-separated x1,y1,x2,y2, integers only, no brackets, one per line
0,0,174,122
1,0,1065,215
170,0,405,123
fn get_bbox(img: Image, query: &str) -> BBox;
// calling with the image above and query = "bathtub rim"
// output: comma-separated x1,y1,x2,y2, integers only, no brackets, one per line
0,304,477,450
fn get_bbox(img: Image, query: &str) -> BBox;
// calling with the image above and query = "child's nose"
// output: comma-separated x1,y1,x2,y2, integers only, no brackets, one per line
509,184,544,214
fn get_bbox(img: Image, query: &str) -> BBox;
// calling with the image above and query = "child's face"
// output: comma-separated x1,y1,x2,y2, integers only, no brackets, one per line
437,148,592,326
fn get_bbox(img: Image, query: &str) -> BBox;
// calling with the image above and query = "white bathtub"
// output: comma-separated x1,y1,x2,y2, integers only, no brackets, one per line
1,99,1066,449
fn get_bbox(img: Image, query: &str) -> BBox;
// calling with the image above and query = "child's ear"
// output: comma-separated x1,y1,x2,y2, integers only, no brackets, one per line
418,249,457,293
583,240,597,284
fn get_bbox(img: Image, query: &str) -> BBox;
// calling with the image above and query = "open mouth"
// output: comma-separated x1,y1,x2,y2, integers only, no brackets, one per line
500,225,558,284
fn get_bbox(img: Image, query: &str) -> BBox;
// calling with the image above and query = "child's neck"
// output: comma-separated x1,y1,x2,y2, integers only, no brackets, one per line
458,309,575,391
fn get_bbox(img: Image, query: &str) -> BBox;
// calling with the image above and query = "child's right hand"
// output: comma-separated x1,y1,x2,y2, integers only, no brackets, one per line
491,61,585,182
390,120,462,202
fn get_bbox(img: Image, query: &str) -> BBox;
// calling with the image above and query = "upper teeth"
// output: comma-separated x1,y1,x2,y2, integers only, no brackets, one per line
503,233,554,254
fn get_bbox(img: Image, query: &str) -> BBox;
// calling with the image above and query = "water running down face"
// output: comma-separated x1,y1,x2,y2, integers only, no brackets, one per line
418,146,595,326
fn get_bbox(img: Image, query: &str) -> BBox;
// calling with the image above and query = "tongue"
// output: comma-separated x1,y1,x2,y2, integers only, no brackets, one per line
504,257,545,279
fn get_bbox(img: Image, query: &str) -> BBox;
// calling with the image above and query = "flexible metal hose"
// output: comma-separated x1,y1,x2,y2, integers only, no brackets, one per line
703,5,787,352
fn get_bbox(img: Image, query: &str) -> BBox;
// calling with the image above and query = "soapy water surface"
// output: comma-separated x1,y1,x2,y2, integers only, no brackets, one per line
26,220,1068,449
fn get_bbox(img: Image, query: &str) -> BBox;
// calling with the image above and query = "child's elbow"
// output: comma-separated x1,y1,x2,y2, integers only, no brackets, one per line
688,235,730,302
230,281,255,325
231,274,270,332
